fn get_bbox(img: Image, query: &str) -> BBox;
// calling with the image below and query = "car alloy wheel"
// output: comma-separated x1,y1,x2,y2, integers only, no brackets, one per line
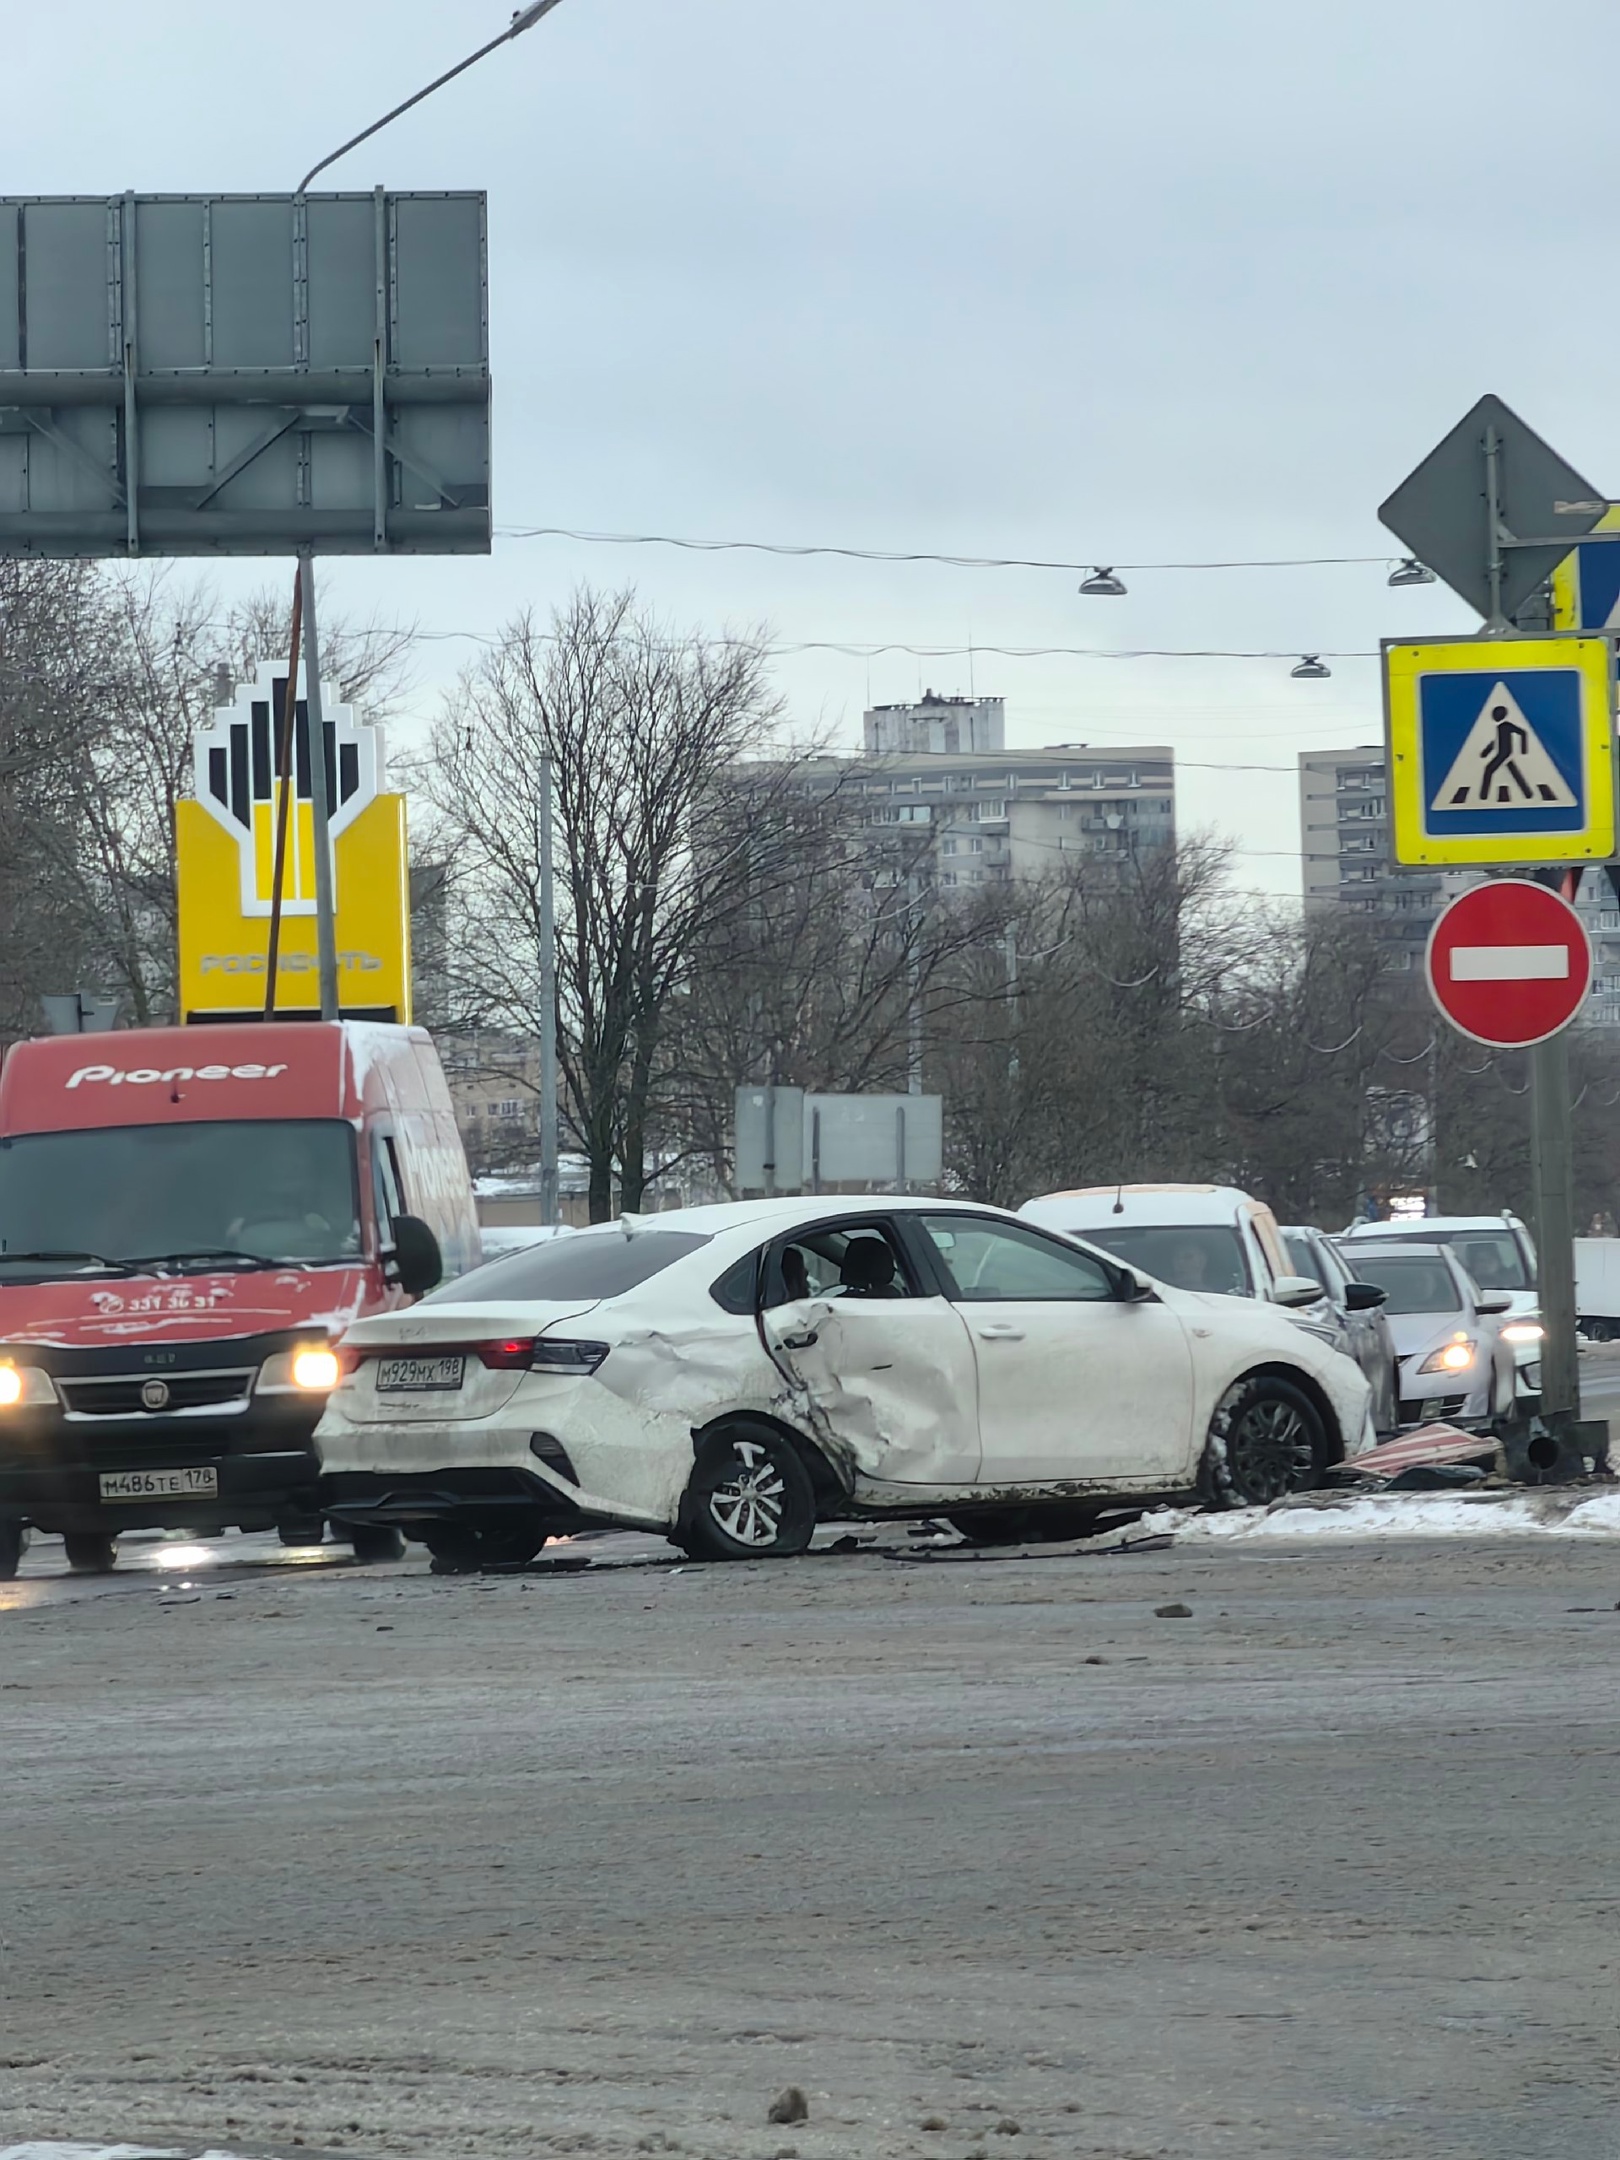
680,1420,817,1561
1203,1375,1324,1509
709,1439,789,1548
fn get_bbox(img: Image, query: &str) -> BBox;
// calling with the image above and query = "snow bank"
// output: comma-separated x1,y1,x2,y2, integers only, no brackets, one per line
1138,1486,1620,1544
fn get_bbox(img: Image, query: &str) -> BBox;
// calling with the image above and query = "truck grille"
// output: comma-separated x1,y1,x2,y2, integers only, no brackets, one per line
59,1370,254,1418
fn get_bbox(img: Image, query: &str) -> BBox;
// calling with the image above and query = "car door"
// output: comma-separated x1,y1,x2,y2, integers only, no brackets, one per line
1317,1238,1398,1434
759,1215,982,1486
912,1214,1197,1485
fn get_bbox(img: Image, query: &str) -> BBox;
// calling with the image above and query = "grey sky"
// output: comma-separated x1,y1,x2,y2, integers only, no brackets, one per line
13,0,1619,894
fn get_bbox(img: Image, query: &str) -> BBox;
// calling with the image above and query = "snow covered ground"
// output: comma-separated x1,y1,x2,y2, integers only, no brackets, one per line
1141,1484,1620,1543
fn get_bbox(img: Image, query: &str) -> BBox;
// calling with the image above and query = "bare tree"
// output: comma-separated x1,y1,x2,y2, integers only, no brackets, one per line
415,589,824,1216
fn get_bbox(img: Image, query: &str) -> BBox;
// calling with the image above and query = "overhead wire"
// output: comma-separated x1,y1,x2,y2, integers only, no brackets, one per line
497,523,1395,577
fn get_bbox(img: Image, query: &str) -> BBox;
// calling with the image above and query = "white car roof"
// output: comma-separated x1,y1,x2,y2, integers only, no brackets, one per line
1342,1215,1519,1238
554,1195,1029,1242
1020,1184,1258,1229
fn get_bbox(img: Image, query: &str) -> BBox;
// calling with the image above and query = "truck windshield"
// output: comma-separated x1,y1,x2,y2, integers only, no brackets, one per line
0,1120,361,1272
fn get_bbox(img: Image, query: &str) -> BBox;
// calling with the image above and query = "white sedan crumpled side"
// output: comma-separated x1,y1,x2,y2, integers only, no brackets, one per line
317,1196,1372,1565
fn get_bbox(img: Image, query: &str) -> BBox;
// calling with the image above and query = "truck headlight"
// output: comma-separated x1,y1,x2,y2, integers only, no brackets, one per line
0,1361,57,1408
1419,1339,1476,1375
257,1344,342,1394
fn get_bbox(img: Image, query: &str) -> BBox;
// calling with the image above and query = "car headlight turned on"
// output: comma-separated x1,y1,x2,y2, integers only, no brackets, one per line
475,1338,610,1373
257,1343,343,1393
0,1361,57,1408
1418,1338,1477,1375
1501,1321,1545,1345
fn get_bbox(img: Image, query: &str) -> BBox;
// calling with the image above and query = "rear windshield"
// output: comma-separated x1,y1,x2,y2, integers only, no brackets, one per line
1424,1229,1532,1292
426,1229,712,1305
1351,1228,1531,1291
1078,1223,1252,1297
1350,1255,1463,1315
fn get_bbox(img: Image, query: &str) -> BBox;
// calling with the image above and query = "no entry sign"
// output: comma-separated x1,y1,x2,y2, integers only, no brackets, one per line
1425,878,1592,1047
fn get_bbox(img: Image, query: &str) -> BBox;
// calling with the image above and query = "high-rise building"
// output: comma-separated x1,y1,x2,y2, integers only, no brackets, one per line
864,691,1007,757
806,700,1175,892
1298,744,1620,1025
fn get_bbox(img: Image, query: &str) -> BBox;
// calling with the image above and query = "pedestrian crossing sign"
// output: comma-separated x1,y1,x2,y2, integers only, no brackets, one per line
1384,634,1617,867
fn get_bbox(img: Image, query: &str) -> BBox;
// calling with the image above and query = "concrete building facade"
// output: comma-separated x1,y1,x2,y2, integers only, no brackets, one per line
1298,744,1620,1027
810,695,1175,894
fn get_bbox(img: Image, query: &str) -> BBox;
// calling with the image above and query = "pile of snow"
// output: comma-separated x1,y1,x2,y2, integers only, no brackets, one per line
1139,1486,1620,1544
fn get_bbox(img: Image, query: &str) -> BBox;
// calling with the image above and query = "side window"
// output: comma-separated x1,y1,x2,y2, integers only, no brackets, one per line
921,1216,1116,1304
371,1135,404,1245
766,1222,916,1307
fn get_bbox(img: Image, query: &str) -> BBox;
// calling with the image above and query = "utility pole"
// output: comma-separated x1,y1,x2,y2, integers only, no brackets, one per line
538,754,560,1225
1528,1029,1580,1427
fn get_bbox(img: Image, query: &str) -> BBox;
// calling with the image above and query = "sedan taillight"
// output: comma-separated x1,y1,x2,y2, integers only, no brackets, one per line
475,1338,610,1374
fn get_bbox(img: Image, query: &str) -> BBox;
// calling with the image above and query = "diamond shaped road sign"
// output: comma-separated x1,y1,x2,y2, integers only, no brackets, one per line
1379,395,1606,622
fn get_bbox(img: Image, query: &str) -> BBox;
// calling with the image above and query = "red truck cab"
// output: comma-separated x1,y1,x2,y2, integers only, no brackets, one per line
0,1021,479,1573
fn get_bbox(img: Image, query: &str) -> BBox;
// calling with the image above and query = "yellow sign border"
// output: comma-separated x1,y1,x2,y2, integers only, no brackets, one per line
1383,633,1617,868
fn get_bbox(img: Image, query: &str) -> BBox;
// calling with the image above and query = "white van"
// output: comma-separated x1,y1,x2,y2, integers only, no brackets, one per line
1017,1184,1324,1308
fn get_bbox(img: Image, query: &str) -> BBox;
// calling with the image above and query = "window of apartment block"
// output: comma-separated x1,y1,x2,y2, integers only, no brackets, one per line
968,837,984,854
941,837,957,856
975,799,1005,819
941,871,958,888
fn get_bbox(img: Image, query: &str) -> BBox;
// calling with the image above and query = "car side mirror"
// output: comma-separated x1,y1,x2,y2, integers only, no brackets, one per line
1475,1292,1513,1316
1110,1265,1159,1303
389,1214,443,1298
1272,1275,1327,1310
1343,1281,1387,1312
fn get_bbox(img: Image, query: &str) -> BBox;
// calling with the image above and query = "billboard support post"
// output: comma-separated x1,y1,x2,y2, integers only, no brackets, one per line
263,566,304,1018
298,551,341,1023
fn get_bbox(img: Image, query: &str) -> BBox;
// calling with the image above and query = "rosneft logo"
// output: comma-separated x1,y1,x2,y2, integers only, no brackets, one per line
193,661,382,917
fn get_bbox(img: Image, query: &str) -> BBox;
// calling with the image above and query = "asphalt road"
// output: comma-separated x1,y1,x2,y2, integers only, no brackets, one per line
2,1520,1617,2160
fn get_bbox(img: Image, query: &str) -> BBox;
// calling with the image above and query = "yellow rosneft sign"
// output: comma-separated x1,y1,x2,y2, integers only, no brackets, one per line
176,662,412,1021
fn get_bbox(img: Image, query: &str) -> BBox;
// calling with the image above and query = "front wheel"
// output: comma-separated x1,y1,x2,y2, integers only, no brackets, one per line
63,1531,118,1573
678,1421,817,1561
0,1521,25,1581
1201,1375,1324,1509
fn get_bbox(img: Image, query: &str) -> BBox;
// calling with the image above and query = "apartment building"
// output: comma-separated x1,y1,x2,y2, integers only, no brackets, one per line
808,694,1175,892
1299,745,1620,1027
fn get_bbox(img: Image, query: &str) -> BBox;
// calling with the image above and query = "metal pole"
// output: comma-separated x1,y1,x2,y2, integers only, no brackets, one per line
295,2,571,194
906,875,923,1096
1528,1031,1579,1425
263,567,304,1018
298,552,341,1022
538,754,560,1225
1483,422,1509,632
1005,923,1019,1084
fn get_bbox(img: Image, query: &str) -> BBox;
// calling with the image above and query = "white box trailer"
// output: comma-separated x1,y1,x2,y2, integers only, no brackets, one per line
1575,1239,1620,1340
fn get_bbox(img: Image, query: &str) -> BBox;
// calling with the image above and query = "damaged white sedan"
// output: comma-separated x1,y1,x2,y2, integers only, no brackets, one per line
316,1197,1374,1566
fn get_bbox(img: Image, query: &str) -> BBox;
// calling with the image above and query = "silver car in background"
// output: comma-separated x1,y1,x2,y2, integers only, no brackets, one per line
1333,1241,1515,1429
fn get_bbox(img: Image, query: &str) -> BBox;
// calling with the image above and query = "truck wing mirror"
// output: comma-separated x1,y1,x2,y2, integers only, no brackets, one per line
389,1214,443,1298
